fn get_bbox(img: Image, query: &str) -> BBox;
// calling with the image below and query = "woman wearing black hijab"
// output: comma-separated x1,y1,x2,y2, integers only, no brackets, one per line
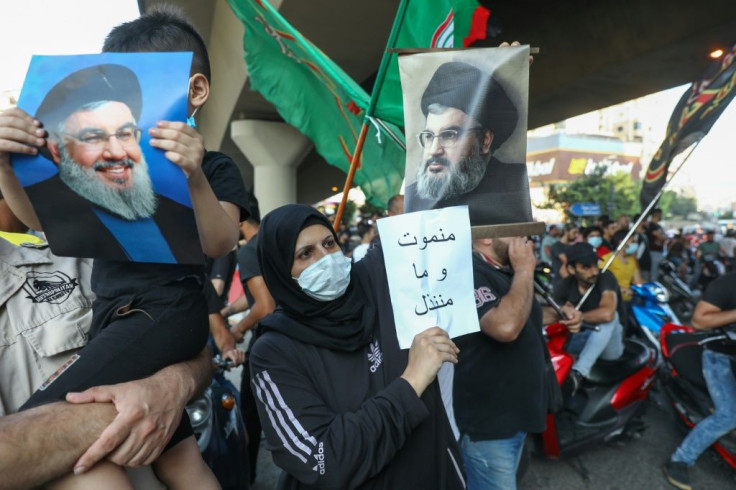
250,204,466,489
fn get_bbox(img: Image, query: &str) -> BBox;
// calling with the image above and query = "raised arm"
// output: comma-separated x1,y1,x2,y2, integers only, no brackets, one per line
148,121,239,257
478,238,536,342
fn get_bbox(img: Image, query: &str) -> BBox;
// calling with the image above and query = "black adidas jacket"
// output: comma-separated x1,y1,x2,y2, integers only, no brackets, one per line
249,247,465,490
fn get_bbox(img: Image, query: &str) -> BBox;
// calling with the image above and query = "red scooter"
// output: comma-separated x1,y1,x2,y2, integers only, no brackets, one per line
658,322,736,469
538,320,658,460
530,273,659,463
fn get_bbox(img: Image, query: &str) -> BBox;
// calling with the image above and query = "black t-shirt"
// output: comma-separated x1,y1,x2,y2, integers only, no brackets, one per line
700,272,736,355
236,235,261,307
647,222,665,252
453,253,547,440
91,151,250,297
237,234,264,352
205,250,237,307
550,241,569,282
553,270,626,323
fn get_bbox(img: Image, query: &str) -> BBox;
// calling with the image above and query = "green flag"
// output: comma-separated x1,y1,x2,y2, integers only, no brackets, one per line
374,0,493,128
227,0,405,208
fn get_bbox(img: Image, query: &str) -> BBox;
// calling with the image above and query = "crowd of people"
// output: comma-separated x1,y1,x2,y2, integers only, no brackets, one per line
538,209,736,296
0,6,733,490
535,211,736,489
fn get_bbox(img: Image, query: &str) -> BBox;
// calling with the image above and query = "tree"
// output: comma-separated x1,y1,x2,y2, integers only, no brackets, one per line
658,190,698,218
342,199,359,226
542,167,641,223
359,200,384,218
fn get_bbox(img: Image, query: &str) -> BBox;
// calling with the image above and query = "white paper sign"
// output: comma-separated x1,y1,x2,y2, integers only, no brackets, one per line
377,206,480,349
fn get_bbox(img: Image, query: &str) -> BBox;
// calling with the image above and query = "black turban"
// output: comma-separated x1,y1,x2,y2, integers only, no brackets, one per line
421,61,518,150
35,64,142,133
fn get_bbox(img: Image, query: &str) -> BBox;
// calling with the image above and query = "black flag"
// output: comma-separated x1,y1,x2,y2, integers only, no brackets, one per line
640,42,736,209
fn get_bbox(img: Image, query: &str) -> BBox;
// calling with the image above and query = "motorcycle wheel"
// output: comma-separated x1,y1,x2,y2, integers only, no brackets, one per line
672,299,695,322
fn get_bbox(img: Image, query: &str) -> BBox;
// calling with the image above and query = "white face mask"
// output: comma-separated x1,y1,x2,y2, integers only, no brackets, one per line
294,251,352,301
587,236,603,248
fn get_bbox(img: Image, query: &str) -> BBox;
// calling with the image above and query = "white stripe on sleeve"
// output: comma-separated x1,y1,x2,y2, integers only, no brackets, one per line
253,372,310,463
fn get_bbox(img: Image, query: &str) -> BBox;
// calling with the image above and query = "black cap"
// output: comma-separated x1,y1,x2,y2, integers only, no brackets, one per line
35,64,142,133
421,61,518,150
566,242,598,267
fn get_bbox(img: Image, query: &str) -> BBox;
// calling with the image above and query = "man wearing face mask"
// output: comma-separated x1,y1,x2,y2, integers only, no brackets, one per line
583,226,604,253
597,219,617,258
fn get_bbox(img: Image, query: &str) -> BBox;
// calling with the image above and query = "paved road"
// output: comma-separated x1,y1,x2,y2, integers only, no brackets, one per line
245,388,735,490
519,393,735,489
225,325,734,490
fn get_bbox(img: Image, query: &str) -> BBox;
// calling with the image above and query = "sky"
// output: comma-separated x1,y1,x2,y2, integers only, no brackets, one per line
565,83,736,212
653,89,736,212
1,2,734,210
0,0,140,99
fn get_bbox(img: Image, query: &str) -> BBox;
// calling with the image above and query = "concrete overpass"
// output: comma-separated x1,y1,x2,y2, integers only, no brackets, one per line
141,0,736,213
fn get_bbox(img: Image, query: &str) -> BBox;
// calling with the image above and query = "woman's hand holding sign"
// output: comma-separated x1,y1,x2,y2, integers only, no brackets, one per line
401,326,459,397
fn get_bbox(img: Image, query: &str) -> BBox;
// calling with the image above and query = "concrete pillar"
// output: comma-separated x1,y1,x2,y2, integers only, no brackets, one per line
197,0,248,150
231,120,312,214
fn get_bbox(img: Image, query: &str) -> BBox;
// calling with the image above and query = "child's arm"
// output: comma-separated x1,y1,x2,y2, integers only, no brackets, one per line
0,108,44,231
149,121,239,257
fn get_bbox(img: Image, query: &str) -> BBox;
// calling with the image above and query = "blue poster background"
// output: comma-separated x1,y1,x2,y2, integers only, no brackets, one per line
13,52,192,207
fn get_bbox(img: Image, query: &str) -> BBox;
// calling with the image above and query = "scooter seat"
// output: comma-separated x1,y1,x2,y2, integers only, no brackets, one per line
586,339,651,385
665,331,708,389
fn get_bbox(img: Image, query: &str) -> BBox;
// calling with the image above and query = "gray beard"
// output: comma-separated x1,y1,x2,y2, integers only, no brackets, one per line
415,142,490,201
58,149,158,220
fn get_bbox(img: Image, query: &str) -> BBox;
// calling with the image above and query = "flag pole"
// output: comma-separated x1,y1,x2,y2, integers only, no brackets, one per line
574,141,701,310
333,0,410,230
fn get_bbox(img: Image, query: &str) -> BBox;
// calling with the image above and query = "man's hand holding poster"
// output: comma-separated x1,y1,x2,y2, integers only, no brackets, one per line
11,52,201,263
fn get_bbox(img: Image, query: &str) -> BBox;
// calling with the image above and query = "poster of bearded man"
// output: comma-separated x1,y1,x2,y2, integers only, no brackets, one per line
12,53,203,263
400,45,543,238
